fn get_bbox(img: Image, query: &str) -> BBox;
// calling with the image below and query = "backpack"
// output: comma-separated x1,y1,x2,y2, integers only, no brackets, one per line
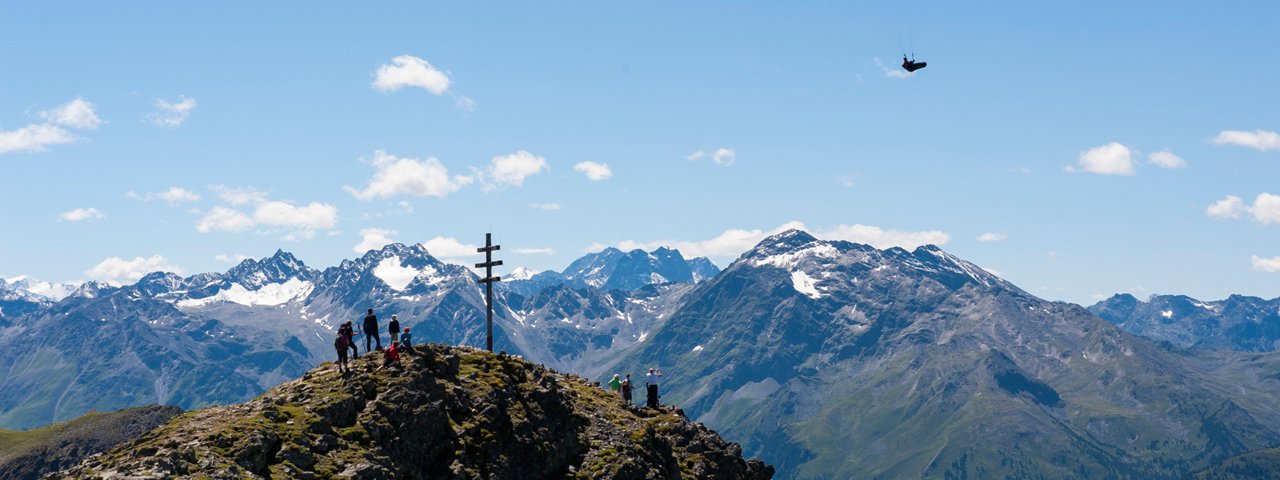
621,380,632,394
335,335,349,350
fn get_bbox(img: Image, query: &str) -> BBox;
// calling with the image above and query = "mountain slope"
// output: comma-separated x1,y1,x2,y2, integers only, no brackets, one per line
609,230,1280,479
59,345,773,479
0,405,180,480
0,291,311,430
1090,293,1280,351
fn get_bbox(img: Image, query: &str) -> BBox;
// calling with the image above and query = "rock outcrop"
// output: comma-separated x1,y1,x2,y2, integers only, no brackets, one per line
55,345,772,479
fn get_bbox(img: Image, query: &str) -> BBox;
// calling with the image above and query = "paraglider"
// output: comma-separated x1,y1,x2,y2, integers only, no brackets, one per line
901,55,927,73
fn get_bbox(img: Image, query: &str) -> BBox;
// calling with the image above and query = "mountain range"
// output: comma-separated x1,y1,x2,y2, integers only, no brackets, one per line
0,244,717,430
3,231,1280,479
1090,293,1280,352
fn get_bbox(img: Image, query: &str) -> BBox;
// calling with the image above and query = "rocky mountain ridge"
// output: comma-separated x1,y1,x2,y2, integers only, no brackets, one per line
57,344,773,479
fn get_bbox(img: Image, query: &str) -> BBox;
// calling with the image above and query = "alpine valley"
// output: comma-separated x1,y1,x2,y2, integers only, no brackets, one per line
4,231,1280,479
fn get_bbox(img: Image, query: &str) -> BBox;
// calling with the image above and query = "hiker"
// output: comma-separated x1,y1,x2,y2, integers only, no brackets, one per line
388,314,401,344
383,341,401,369
646,368,663,408
609,374,622,392
334,334,350,373
363,308,381,352
339,321,358,358
400,327,413,348
621,374,634,404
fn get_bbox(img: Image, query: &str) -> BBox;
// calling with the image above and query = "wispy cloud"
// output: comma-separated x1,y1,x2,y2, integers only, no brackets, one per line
574,161,612,180
60,207,106,222
1147,149,1187,169
477,150,548,191
1,98,102,154
976,232,1007,242
147,96,198,127
85,255,183,286
127,187,201,203
1252,255,1280,273
1212,129,1280,151
530,203,561,211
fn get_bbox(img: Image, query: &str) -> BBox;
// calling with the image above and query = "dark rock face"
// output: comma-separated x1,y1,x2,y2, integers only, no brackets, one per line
59,345,772,480
1090,293,1280,351
0,405,180,480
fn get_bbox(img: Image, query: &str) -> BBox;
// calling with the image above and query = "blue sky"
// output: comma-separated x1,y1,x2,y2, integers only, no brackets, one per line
1,1,1278,304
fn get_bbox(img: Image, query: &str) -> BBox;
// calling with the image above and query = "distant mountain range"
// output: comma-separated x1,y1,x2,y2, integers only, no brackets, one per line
4,232,1280,479
0,244,717,430
1090,293,1280,351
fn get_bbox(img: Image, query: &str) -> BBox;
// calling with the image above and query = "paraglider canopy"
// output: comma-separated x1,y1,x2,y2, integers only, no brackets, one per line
902,55,927,73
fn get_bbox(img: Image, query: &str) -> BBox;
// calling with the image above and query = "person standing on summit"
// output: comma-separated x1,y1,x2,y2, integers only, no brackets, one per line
388,314,401,344
646,368,663,408
363,308,381,352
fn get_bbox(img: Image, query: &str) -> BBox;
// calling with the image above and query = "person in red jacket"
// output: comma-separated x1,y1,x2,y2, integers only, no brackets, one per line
382,341,401,369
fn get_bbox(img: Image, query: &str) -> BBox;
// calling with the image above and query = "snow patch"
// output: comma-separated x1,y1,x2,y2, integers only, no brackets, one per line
692,344,703,352
177,278,313,308
1160,310,1173,318
753,244,840,269
791,270,823,299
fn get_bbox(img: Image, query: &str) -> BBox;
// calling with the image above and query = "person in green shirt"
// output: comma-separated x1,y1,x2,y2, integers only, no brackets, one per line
608,373,622,392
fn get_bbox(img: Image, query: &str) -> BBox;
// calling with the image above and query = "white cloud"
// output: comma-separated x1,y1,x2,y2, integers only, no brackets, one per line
345,150,474,200
874,57,913,79
214,253,251,263
514,247,556,255
818,224,950,249
530,203,561,210
60,207,105,222
253,201,338,230
372,55,451,94
1212,130,1280,151
355,228,397,253
196,206,255,233
127,186,200,203
481,150,548,190
686,147,735,166
1147,149,1186,169
372,257,419,290
41,97,104,129
592,221,949,258
0,123,77,154
837,176,855,188
1249,193,1280,224
455,95,476,111
85,255,183,286
1069,142,1135,176
147,96,198,127
976,232,1007,242
1252,255,1280,273
421,236,480,258
1207,195,1245,219
711,148,736,166
210,185,268,205
574,161,612,181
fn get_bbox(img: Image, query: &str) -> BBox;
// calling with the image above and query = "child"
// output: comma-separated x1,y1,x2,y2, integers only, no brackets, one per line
401,327,413,347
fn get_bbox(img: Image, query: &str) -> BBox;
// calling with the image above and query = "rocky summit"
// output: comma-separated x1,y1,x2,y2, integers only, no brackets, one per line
55,344,773,480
